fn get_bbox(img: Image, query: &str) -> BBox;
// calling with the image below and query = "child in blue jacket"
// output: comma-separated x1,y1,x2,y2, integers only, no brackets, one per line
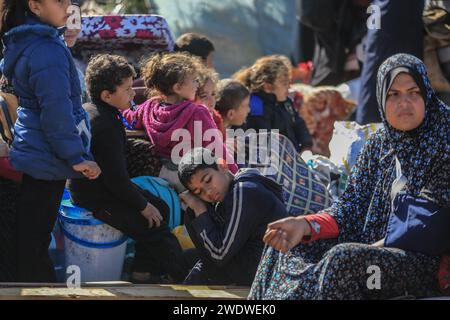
235,55,313,153
0,0,100,282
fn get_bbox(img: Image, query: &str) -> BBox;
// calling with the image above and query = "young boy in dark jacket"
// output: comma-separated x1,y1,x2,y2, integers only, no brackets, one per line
68,54,192,283
178,147,288,285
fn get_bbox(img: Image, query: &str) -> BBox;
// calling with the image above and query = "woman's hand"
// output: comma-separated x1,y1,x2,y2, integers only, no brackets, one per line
73,160,101,179
179,191,208,217
263,216,312,253
141,202,163,228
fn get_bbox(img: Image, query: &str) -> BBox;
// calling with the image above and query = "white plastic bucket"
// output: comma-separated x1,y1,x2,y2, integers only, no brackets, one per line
59,200,128,282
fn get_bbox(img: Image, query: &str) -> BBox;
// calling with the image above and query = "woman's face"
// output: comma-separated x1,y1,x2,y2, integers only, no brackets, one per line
30,0,71,28
385,73,425,131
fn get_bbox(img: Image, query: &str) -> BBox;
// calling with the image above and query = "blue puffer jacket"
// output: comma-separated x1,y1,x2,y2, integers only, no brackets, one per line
1,17,91,180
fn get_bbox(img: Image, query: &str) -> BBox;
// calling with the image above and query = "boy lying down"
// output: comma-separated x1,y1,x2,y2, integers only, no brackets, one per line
178,147,288,286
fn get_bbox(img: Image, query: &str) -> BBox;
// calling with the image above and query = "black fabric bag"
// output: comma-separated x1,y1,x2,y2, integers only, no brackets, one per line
385,157,450,255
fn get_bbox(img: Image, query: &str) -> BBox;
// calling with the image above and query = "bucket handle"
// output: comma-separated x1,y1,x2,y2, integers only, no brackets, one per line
59,219,128,249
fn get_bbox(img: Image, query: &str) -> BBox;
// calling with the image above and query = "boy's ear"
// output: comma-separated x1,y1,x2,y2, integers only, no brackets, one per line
100,90,111,103
226,109,235,120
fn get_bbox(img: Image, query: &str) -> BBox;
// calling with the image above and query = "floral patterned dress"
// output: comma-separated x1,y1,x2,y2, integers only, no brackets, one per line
249,54,450,300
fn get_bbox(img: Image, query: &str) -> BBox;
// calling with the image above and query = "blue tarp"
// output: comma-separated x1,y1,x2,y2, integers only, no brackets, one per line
154,0,299,77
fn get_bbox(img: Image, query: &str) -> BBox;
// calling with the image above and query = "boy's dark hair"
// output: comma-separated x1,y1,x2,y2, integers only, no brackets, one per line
1,0,32,36
215,79,250,117
85,54,136,103
178,148,219,188
174,33,215,63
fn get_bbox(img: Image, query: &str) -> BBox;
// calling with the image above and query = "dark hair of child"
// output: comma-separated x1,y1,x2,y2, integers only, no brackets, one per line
215,79,250,117
85,54,136,103
0,0,31,36
174,33,215,62
178,147,219,188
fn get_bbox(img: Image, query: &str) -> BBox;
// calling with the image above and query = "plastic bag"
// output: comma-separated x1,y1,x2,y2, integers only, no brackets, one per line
306,155,347,201
329,121,382,176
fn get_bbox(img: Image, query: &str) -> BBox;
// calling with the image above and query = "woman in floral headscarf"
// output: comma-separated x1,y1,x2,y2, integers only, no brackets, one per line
249,54,450,300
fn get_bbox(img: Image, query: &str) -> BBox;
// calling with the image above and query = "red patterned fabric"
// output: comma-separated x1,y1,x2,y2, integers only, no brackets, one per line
73,15,174,68
298,89,356,157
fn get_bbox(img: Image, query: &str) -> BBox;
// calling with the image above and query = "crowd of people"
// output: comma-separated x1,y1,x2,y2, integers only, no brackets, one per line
0,0,449,299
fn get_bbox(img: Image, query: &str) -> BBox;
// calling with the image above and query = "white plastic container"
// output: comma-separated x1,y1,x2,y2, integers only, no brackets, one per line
59,200,127,282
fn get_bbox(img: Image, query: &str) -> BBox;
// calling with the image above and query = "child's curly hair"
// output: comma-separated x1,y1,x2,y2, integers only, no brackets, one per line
85,54,136,103
141,52,203,97
233,55,292,92
196,67,219,96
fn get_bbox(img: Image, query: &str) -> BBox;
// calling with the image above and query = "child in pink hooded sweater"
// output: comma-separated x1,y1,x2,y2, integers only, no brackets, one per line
123,53,237,176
